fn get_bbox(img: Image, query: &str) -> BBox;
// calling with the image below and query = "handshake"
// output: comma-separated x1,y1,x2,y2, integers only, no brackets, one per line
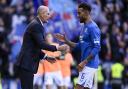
44,44,70,63
57,44,70,52
42,33,70,63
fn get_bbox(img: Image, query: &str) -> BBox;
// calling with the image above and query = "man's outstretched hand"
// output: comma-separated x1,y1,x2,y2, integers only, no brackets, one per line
54,33,66,42
57,44,69,52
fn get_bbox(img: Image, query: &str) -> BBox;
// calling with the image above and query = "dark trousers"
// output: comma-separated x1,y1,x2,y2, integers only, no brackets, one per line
98,82,104,89
19,68,34,89
112,84,121,89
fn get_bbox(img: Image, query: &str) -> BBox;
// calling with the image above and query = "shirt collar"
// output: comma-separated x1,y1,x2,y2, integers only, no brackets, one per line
38,17,44,26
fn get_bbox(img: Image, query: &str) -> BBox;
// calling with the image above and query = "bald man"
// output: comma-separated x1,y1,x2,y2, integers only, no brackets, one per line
15,6,67,89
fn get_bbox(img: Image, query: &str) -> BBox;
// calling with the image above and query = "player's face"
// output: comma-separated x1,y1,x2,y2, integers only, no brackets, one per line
46,34,53,43
77,8,89,23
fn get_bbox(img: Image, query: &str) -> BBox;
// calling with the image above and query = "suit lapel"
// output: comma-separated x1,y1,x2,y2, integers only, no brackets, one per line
35,17,42,26
35,17,46,40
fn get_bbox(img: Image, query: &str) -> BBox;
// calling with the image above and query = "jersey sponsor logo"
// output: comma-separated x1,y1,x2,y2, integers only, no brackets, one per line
94,39,100,44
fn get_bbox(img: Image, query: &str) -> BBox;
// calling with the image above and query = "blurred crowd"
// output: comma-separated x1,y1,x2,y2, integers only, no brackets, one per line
0,0,128,89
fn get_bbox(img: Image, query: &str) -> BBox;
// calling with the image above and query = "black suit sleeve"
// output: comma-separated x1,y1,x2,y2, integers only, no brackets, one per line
30,23,57,51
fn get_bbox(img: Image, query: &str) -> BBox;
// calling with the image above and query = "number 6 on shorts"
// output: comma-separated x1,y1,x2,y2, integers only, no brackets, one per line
81,73,85,79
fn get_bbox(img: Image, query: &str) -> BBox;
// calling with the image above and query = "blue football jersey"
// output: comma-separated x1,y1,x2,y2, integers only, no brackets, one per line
74,21,101,69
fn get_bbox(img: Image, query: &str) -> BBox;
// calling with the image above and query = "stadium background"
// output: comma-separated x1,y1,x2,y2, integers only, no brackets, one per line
0,0,128,89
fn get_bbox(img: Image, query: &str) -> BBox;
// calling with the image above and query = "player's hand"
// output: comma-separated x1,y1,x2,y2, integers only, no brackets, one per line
54,33,66,42
57,44,69,51
77,61,87,72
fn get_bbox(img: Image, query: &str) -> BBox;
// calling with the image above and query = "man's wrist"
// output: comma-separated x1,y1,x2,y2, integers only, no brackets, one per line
83,59,88,64
84,54,93,63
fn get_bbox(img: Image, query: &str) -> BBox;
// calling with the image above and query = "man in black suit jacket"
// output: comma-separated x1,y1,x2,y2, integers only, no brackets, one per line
16,6,67,89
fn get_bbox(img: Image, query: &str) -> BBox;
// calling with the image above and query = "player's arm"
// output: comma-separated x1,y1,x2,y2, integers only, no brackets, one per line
84,27,101,63
54,33,77,48
65,39,77,48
